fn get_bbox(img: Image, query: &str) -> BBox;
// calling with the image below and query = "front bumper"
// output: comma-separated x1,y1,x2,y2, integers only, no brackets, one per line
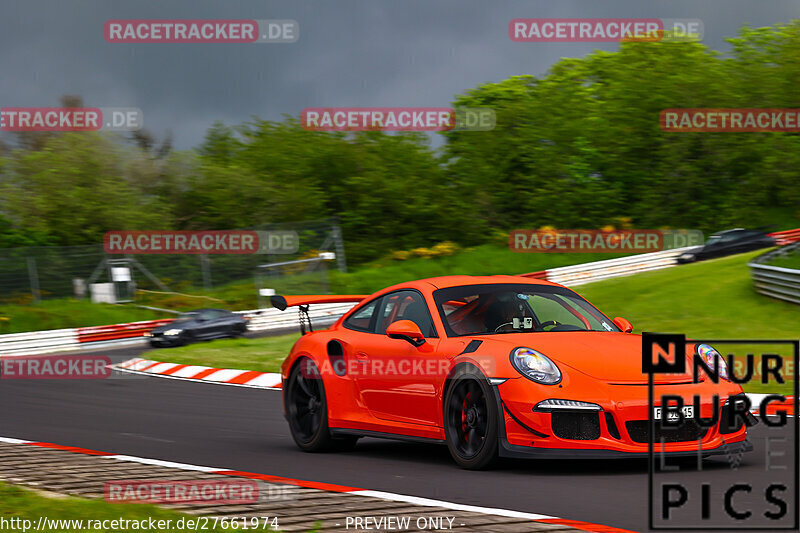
147,335,180,346
492,377,753,458
499,437,753,459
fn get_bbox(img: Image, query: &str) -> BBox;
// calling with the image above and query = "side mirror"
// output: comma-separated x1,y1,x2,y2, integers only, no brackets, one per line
613,317,633,333
386,320,426,347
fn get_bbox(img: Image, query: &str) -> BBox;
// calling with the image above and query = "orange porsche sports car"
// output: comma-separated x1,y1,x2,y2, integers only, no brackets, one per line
272,275,753,469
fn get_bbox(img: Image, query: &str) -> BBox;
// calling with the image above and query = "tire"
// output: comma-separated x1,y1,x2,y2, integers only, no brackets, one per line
443,372,499,469
285,358,343,452
179,331,194,346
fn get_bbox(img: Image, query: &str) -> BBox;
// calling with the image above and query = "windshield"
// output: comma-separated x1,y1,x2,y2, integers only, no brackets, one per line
173,312,199,323
433,284,619,336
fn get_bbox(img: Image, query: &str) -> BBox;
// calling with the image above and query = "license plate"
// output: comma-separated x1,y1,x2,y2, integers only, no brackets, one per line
653,406,694,421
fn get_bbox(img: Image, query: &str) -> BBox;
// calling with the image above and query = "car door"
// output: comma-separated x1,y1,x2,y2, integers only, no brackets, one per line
351,290,444,427
209,310,234,338
194,309,221,339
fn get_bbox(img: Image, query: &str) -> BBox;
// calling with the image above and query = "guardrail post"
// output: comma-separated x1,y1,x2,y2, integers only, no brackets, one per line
26,256,40,304
200,254,212,290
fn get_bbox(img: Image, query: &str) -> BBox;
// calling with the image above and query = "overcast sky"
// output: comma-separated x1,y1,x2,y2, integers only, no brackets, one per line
2,0,799,149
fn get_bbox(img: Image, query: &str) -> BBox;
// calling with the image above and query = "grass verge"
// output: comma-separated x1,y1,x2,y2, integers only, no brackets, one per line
147,334,300,374
0,301,162,335
0,481,231,533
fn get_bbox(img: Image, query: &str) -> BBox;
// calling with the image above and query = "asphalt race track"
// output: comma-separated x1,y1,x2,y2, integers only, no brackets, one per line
0,346,795,532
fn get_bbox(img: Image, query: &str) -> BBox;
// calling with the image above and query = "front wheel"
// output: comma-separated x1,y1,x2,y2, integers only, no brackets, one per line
444,374,498,469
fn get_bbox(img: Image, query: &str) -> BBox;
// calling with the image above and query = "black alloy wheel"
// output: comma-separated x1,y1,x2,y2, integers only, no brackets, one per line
444,374,498,469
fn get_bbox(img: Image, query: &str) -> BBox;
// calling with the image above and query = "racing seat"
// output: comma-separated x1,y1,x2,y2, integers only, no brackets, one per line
484,300,513,332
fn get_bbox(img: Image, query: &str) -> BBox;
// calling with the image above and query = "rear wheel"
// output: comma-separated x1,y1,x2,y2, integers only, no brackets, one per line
285,358,356,452
444,373,498,469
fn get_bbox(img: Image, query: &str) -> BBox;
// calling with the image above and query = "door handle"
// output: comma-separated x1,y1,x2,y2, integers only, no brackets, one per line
355,351,369,360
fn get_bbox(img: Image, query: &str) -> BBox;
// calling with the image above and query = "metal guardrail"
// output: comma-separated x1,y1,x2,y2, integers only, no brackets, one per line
543,247,694,287
0,303,359,357
749,242,800,305
0,328,79,356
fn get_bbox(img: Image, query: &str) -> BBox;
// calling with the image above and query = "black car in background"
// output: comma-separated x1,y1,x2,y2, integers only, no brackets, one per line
146,308,248,347
677,228,776,264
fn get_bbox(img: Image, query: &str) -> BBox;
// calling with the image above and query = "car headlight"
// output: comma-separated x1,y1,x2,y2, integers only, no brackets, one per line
535,399,600,411
163,329,183,336
696,343,729,381
510,347,561,385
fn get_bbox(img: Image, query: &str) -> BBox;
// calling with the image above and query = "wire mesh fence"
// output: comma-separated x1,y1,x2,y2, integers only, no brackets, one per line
0,218,346,302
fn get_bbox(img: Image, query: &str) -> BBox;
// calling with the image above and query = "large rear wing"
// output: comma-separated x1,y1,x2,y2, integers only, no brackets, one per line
270,294,368,311
270,294,368,334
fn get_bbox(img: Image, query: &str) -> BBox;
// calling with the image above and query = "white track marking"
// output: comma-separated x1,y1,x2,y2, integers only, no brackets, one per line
106,454,222,472
0,437,32,445
112,366,282,389
145,362,182,374
201,369,248,382
170,365,214,378
243,373,283,388
2,434,559,522
353,490,554,520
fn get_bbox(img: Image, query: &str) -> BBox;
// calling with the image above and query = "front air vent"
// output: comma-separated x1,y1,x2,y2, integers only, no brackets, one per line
625,420,709,443
604,412,621,439
551,412,601,440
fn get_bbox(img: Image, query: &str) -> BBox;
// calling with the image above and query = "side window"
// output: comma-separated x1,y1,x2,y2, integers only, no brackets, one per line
343,298,380,332
377,290,437,338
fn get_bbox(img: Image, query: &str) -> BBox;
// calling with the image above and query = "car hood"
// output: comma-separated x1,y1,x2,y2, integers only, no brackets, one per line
475,331,693,383
679,246,703,255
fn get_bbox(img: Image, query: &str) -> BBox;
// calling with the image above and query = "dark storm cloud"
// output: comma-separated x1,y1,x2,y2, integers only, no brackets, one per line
1,0,798,148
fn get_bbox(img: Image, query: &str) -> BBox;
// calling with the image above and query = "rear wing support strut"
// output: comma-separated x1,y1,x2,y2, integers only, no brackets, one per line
298,304,313,335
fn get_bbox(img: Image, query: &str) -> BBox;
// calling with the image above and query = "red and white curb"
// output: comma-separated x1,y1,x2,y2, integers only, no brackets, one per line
0,436,633,533
115,358,282,389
